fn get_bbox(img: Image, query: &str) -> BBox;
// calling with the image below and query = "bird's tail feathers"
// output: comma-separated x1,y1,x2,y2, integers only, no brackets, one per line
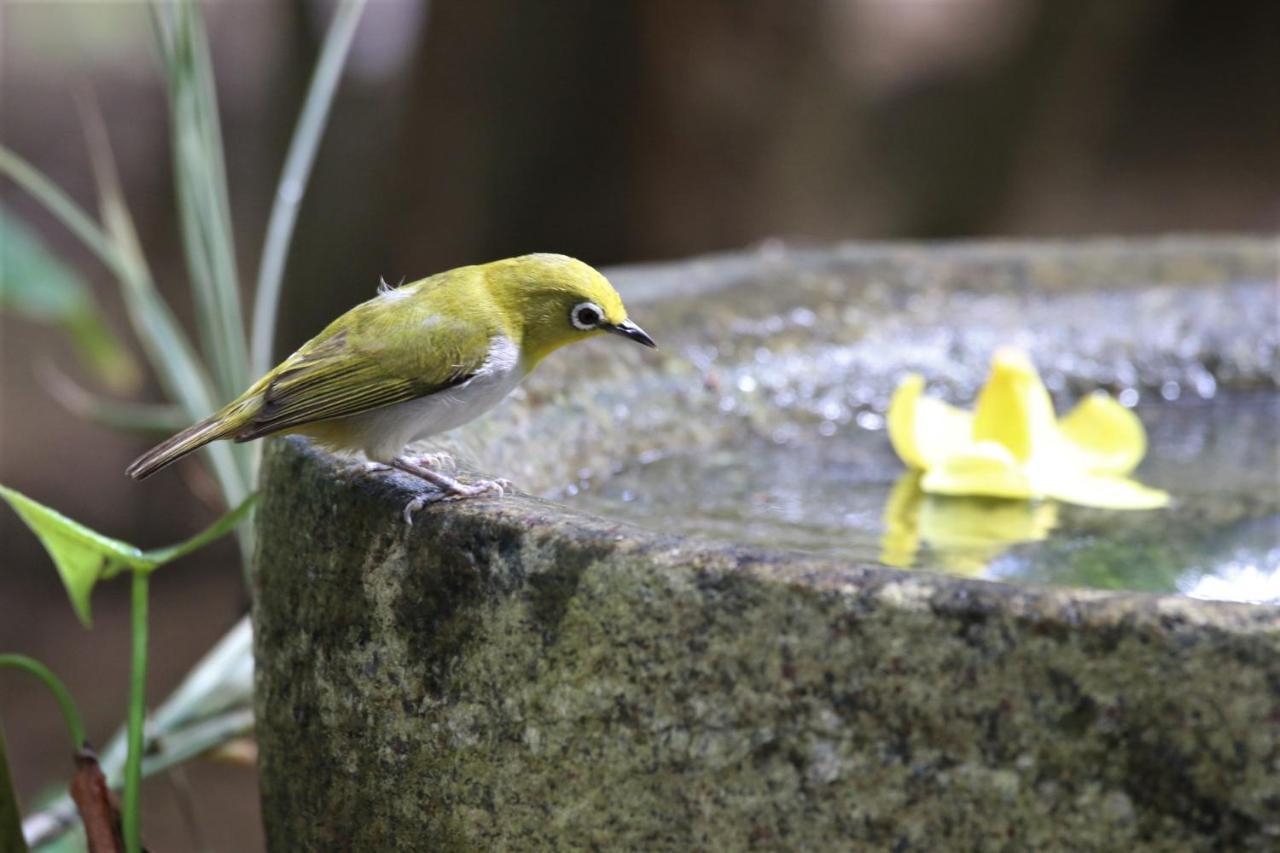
126,405,247,480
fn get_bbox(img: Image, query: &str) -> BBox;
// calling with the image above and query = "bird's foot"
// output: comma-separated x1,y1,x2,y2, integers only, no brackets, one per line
392,456,514,524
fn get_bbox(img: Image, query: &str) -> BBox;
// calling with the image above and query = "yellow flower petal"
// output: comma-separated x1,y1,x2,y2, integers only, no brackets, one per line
1057,392,1147,475
887,373,973,470
972,348,1058,463
1044,473,1170,510
880,471,923,568
921,440,1036,500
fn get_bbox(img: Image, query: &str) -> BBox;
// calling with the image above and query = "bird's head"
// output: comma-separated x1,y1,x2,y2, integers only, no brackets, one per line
486,253,656,365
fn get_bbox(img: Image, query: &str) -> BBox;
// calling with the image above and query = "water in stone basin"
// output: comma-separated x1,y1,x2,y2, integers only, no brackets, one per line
562,391,1279,603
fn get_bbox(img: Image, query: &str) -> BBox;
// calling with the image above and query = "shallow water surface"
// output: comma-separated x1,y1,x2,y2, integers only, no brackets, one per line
563,393,1280,603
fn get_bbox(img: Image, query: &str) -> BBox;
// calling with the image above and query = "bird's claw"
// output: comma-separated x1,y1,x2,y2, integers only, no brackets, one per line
413,451,456,472
447,477,512,500
401,477,515,524
402,491,447,524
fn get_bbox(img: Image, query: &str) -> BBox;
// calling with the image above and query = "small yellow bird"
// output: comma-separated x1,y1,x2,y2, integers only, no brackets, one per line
127,254,655,519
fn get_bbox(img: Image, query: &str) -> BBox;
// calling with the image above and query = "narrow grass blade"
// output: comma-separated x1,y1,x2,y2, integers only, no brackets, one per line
78,96,253,505
0,148,124,282
5,132,254,591
150,0,249,402
0,144,249,512
40,363,190,435
251,0,368,376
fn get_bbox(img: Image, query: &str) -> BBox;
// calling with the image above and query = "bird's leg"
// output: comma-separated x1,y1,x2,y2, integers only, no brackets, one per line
391,456,512,524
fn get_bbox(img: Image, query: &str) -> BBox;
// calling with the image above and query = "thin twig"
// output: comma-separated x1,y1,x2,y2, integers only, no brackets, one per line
70,747,124,853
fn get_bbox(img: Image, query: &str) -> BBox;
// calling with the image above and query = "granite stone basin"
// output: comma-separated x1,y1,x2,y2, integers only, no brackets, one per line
253,238,1280,850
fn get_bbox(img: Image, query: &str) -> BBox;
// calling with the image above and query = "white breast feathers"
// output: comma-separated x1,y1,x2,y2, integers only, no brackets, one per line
345,335,524,462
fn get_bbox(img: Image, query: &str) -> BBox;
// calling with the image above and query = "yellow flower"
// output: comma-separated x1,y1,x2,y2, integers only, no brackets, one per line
887,348,1169,510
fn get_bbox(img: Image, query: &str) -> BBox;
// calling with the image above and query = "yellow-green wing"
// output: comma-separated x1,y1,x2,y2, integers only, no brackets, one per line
234,301,494,441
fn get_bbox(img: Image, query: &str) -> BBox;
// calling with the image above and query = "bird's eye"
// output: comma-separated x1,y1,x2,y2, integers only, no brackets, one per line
571,302,602,330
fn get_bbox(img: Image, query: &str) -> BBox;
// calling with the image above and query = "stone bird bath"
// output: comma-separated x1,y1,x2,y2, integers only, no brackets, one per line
253,238,1279,850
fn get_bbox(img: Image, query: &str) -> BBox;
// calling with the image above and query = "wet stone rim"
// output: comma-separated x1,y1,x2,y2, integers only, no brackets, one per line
255,437,1280,848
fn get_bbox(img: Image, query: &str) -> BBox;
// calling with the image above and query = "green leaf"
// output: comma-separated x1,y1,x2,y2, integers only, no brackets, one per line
0,485,151,625
0,726,28,853
0,485,256,626
0,205,140,392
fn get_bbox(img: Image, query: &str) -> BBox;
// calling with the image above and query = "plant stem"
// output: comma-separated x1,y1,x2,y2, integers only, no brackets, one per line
122,572,149,853
251,0,368,378
0,655,87,750
0,727,27,853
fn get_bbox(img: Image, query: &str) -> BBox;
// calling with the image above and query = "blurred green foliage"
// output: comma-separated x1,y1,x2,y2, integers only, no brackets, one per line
0,206,140,393
0,0,366,845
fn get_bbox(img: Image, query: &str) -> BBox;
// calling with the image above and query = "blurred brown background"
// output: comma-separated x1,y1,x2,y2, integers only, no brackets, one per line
2,1,1278,849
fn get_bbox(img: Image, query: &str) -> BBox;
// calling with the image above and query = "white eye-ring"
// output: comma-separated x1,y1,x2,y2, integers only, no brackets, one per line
571,301,603,330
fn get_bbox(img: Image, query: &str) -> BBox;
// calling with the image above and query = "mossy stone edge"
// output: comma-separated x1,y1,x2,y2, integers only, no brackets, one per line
254,431,1279,850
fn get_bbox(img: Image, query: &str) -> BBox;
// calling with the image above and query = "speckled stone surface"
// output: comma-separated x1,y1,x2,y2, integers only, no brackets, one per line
254,239,1280,851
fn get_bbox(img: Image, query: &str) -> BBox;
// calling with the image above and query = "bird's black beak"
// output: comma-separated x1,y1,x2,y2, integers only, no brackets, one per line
607,319,657,349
